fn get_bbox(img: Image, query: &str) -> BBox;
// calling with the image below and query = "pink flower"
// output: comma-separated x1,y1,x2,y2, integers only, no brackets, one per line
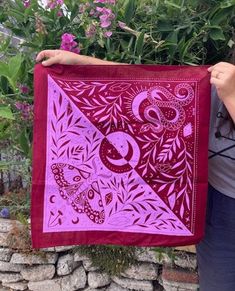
94,0,116,4
46,0,63,9
61,33,75,43
19,84,30,94
118,21,126,29
104,31,112,38
15,102,33,120
60,33,80,54
57,10,63,17
96,7,115,28
100,15,112,28
23,0,31,8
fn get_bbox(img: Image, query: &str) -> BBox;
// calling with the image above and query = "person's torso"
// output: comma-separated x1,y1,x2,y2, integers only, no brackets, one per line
208,88,235,198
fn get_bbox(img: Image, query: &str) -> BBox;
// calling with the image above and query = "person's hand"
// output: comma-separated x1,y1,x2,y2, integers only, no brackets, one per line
36,49,116,66
208,62,235,102
208,62,235,122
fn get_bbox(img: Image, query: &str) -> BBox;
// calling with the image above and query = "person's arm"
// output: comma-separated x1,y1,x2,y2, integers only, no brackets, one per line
208,62,235,123
36,49,119,66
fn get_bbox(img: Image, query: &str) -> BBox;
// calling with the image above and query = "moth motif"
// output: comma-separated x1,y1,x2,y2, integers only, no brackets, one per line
51,162,106,224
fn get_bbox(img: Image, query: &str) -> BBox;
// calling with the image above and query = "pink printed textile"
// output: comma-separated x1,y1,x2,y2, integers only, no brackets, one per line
32,64,211,248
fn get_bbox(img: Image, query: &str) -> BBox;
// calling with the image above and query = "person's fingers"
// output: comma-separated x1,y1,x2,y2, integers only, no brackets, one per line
41,55,61,66
210,77,224,86
211,70,225,80
36,50,58,62
212,63,233,74
208,66,214,72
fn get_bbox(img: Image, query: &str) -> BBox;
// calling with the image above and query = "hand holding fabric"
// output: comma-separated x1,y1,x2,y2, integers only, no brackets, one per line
36,49,116,66
208,62,235,122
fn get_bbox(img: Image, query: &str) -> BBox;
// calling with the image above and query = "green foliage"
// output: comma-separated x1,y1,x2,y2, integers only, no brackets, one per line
74,245,137,275
0,189,31,218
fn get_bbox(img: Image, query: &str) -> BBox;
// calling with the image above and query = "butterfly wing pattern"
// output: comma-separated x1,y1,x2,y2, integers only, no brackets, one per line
51,163,105,224
31,64,211,247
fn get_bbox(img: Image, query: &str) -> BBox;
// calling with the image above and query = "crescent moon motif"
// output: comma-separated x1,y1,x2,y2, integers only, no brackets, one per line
72,217,79,224
99,132,140,173
49,195,56,204
131,90,148,121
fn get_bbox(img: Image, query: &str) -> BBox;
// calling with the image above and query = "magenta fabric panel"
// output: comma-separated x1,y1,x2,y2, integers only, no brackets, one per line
31,64,210,248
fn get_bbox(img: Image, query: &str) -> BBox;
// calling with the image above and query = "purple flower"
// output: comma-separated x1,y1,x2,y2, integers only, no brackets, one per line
46,0,64,9
100,15,112,28
104,31,112,38
23,0,31,8
94,0,116,4
118,21,126,29
15,101,34,120
61,33,75,43
19,84,30,94
57,10,63,17
96,7,115,28
60,33,80,54
0,208,10,219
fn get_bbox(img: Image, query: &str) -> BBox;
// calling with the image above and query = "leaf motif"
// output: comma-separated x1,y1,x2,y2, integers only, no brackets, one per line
167,182,175,195
144,213,151,223
60,140,70,149
132,191,145,200
185,192,190,209
51,149,57,157
53,102,57,118
52,136,57,147
187,176,193,190
94,107,107,117
59,94,62,106
99,84,107,92
143,143,150,149
176,136,180,147
133,217,140,224
138,203,147,211
93,98,102,105
59,149,65,157
176,187,186,199
67,115,73,127
168,193,176,209
76,90,85,96
142,167,147,176
177,149,185,159
172,159,184,169
158,184,167,192
147,202,157,211
156,212,163,219
121,178,125,189
131,204,140,213
186,151,193,159
51,121,56,132
88,86,95,96
99,115,109,123
180,204,184,218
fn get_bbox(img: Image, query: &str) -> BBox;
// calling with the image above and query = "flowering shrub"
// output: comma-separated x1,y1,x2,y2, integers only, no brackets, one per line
0,0,234,216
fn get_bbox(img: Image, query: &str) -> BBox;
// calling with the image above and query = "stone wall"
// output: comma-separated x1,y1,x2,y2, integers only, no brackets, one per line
0,218,198,291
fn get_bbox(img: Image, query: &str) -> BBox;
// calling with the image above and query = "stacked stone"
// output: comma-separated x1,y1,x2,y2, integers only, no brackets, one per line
0,218,198,291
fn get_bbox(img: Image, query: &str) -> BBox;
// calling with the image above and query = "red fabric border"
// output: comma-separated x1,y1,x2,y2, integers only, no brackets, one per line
31,64,210,248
